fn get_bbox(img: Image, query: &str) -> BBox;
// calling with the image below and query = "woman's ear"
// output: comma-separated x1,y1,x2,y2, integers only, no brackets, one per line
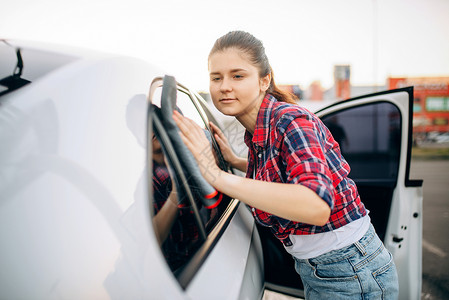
260,73,271,92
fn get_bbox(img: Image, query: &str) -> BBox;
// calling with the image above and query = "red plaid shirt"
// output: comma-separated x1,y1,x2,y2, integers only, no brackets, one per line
152,161,199,270
245,94,366,241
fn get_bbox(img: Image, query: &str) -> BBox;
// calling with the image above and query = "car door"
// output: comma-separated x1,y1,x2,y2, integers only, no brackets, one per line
148,76,264,300
261,87,423,300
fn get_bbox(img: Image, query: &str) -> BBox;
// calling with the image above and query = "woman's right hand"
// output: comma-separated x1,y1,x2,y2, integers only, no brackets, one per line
210,122,247,172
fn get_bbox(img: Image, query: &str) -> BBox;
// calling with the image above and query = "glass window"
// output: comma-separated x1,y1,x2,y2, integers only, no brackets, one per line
149,82,232,278
413,103,422,113
322,102,401,180
151,134,203,272
152,87,206,127
426,97,449,112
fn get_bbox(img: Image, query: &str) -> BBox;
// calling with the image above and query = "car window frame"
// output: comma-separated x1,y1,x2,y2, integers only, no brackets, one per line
147,77,240,289
314,87,421,188
321,101,402,186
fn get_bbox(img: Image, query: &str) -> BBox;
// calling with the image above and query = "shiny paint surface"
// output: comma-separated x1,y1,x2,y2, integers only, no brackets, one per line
0,41,263,299
0,41,421,300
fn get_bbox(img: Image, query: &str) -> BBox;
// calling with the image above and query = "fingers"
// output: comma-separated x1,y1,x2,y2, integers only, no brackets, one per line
173,110,210,153
173,111,196,151
173,111,201,139
214,132,228,150
210,122,226,140
209,122,230,147
173,112,222,183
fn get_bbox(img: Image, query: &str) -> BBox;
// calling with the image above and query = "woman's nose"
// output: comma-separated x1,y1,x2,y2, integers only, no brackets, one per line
220,77,232,92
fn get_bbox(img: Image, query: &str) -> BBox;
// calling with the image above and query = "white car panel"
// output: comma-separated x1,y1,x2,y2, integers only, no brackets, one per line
315,89,423,300
187,204,263,300
0,43,188,299
1,40,422,300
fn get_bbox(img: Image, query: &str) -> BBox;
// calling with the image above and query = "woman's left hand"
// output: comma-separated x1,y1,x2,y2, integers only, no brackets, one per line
173,110,221,184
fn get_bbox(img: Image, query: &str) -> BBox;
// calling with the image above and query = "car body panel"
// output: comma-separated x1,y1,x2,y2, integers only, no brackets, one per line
0,41,422,300
1,40,265,300
315,88,423,300
0,42,186,299
186,203,264,300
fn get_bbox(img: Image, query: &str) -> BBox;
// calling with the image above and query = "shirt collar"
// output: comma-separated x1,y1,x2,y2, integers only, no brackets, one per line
244,94,277,149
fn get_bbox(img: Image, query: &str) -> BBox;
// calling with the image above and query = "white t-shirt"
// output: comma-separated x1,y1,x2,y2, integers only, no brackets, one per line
284,214,371,259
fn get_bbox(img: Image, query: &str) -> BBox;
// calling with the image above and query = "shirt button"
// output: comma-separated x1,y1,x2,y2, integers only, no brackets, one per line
258,153,262,158
252,208,255,212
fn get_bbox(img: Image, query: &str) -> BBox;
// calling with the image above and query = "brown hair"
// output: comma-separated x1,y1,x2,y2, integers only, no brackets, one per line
209,30,298,104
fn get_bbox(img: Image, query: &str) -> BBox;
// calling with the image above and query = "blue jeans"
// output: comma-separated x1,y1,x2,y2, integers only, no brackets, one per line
293,224,399,299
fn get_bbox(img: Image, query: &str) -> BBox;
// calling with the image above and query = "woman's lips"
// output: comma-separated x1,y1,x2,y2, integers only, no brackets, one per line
219,98,237,103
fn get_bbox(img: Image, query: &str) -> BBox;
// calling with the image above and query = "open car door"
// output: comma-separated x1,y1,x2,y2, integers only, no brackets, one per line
261,87,423,300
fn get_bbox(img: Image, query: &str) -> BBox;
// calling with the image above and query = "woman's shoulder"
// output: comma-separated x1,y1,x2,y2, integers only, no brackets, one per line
271,99,315,126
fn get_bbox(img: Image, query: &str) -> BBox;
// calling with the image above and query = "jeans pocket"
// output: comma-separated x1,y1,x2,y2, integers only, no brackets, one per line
312,259,359,282
297,259,361,299
372,251,399,299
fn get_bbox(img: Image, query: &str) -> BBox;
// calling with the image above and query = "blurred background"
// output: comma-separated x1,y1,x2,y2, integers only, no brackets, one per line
1,0,448,298
2,0,448,145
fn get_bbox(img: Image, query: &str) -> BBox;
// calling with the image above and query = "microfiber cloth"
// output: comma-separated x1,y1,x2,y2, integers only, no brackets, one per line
158,75,222,209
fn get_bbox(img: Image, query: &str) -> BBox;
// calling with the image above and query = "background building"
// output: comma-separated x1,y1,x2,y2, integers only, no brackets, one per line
333,65,351,100
388,77,449,137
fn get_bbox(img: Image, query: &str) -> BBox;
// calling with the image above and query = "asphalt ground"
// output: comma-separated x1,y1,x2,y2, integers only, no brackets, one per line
410,158,449,300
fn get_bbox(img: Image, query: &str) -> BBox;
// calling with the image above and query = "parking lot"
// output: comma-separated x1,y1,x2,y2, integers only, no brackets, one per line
410,158,449,300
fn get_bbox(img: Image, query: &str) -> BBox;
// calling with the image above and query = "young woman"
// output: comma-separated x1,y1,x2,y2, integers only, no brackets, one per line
173,30,399,299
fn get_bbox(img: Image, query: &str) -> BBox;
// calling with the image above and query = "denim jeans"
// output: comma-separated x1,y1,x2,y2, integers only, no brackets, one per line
293,224,399,300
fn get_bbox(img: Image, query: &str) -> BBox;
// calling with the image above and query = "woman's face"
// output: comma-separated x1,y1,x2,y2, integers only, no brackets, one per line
208,48,270,118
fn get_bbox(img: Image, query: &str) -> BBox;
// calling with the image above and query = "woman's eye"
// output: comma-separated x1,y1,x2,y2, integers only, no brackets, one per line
211,77,221,81
234,75,243,79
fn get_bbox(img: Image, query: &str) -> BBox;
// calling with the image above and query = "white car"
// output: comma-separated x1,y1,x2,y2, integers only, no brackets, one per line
0,40,423,300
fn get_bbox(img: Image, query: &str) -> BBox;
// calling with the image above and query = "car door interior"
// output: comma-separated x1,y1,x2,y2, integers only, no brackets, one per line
261,101,403,298
321,102,401,242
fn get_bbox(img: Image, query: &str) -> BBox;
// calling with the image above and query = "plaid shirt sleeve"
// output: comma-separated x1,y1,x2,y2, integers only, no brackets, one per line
280,113,336,210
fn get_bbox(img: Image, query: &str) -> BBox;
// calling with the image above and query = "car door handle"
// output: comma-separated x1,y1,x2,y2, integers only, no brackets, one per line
392,236,404,243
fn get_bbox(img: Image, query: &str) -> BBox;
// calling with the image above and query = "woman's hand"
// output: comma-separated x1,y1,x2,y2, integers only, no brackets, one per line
173,110,222,185
209,122,236,164
210,122,247,172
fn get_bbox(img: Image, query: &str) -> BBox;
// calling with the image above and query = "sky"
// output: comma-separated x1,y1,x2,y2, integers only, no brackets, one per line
1,0,448,92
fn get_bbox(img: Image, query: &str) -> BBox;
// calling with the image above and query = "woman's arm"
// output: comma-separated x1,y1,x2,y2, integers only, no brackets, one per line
173,111,330,226
215,171,330,226
152,190,178,245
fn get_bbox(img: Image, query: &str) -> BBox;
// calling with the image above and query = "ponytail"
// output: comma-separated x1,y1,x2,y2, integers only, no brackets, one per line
267,70,298,104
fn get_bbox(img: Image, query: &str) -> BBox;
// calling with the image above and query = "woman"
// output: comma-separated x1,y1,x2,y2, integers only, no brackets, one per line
173,30,399,299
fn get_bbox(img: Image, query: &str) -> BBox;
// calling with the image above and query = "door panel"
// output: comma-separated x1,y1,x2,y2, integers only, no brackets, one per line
316,87,423,300
321,101,401,241
264,87,423,300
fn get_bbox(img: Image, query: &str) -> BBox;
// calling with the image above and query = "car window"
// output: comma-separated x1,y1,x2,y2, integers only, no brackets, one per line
149,80,232,281
150,132,204,272
322,102,401,181
151,86,205,127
